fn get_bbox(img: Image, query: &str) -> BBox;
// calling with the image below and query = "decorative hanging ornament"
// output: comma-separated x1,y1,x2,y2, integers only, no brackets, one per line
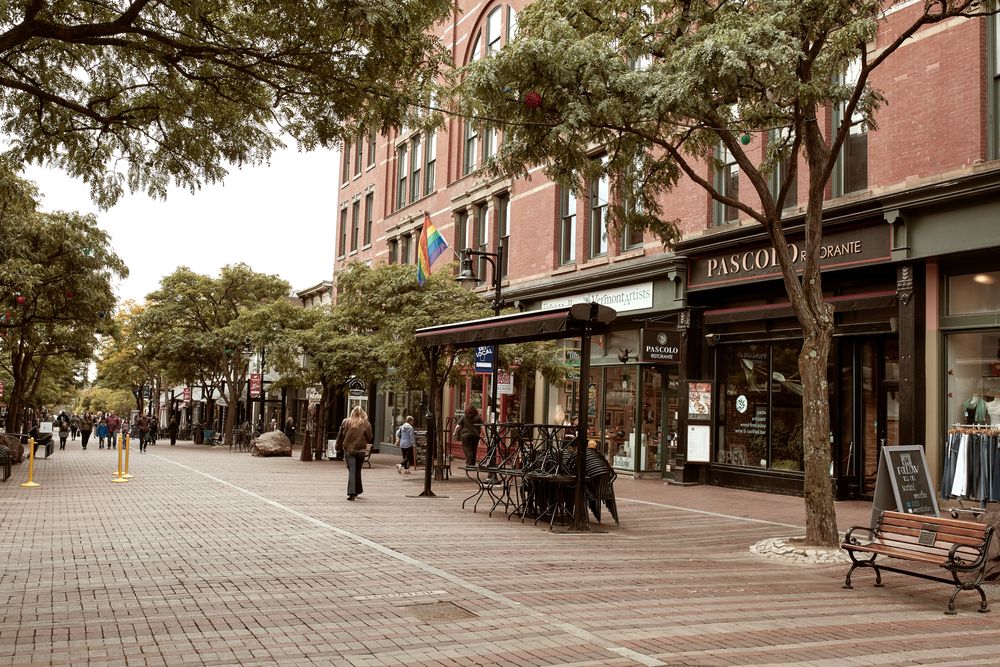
524,91,542,109
739,133,752,145
14,294,25,305
65,290,75,299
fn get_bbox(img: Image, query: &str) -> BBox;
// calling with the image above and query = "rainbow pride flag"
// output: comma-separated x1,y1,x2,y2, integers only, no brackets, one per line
417,212,449,286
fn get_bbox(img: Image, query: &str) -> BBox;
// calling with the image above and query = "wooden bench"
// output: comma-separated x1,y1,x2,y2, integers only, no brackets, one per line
841,510,994,614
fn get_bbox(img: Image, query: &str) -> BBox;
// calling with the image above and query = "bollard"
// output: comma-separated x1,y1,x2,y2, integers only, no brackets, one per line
123,433,133,479
112,432,129,483
20,437,40,488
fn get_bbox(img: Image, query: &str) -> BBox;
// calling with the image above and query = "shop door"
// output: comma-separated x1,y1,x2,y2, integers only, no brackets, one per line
837,337,899,499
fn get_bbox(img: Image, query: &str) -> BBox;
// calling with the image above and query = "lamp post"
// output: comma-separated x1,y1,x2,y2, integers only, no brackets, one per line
455,242,504,423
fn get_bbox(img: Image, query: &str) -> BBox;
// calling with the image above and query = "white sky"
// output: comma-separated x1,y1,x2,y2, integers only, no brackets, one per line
23,142,340,305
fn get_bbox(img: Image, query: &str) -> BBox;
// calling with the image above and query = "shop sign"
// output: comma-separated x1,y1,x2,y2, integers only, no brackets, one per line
0,380,4,397
182,386,191,407
249,373,261,398
474,345,495,374
346,376,366,396
306,387,322,404
688,224,890,290
871,445,939,525
541,281,654,313
39,421,53,434
687,382,712,421
640,329,680,364
496,370,514,395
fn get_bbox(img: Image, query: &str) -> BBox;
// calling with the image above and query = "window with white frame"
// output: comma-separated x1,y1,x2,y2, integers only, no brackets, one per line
341,143,350,185
769,128,798,210
388,238,399,264
396,143,408,209
338,207,348,258
507,6,517,40
474,203,489,285
463,121,479,175
455,209,469,252
400,233,412,265
713,143,740,225
363,192,374,246
835,59,868,196
350,200,360,252
559,187,577,264
487,7,503,55
589,167,609,258
409,135,422,203
367,130,377,168
353,139,363,177
621,157,645,251
424,131,436,195
483,125,498,161
470,31,482,62
496,193,510,278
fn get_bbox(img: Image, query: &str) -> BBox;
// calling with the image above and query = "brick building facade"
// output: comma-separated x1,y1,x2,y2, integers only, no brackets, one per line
334,1,1000,501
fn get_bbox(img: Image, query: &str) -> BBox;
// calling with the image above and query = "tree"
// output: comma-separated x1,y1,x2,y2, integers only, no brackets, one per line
0,168,125,432
456,0,994,546
3,0,453,207
142,264,290,447
95,302,159,414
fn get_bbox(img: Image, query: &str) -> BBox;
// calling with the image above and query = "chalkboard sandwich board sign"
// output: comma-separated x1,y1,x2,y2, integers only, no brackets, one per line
870,445,940,528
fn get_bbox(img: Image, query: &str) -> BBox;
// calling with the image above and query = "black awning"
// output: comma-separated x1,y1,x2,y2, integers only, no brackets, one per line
414,303,617,349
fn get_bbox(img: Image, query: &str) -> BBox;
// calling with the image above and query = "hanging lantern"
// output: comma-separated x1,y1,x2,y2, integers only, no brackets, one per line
14,294,25,306
65,290,75,299
524,91,542,109
739,133,752,145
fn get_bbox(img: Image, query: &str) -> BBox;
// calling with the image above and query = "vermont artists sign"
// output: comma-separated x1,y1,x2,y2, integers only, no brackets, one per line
688,224,890,291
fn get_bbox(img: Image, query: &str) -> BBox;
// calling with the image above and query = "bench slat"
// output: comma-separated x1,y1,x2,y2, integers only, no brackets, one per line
844,542,948,565
880,512,988,539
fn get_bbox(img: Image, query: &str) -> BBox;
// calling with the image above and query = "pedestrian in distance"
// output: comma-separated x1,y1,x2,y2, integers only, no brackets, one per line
150,417,159,446
337,406,373,501
106,412,120,449
70,414,79,440
137,414,150,452
57,418,69,450
283,416,296,445
167,416,178,446
97,414,109,449
456,405,483,466
80,411,94,450
395,415,416,474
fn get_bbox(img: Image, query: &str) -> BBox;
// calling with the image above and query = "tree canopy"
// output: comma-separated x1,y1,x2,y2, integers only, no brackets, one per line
2,0,453,206
454,0,993,545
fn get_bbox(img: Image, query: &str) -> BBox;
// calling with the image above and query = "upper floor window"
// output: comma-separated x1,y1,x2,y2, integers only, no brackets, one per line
341,143,351,185
474,204,489,285
487,7,503,55
396,144,408,210
409,135,423,203
589,168,609,258
463,121,479,175
496,193,510,278
559,187,577,265
483,126,498,162
400,233,412,265
713,144,740,225
367,130,377,168
363,192,374,246
835,59,868,196
350,200,360,252
424,131,436,195
455,209,469,251
621,159,645,251
338,207,348,258
353,139,363,177
769,128,798,210
470,32,483,62
507,6,517,40
388,238,399,264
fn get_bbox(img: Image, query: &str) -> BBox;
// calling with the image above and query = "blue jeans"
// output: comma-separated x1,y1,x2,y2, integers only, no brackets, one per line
346,452,365,496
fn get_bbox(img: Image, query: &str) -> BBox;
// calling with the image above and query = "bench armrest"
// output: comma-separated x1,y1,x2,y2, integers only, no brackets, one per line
843,525,877,546
946,527,994,572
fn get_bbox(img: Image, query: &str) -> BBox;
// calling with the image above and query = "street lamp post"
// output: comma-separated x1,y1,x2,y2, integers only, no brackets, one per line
455,242,504,423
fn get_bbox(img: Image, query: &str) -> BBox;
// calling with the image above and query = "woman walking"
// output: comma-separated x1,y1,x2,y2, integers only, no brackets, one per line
80,411,94,450
457,405,483,466
167,416,178,445
336,406,373,501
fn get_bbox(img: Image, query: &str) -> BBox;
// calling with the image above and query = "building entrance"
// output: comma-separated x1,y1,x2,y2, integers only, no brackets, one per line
835,337,900,499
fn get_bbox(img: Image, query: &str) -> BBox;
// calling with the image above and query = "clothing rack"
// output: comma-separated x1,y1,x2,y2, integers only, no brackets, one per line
941,426,1000,509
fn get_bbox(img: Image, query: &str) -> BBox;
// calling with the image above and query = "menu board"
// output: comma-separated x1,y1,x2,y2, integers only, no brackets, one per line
687,382,712,420
870,445,939,527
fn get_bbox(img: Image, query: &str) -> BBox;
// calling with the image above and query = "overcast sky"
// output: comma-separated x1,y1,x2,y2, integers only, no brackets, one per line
23,142,340,305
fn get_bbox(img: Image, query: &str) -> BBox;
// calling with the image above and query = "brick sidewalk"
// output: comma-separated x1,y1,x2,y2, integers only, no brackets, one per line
1,442,998,666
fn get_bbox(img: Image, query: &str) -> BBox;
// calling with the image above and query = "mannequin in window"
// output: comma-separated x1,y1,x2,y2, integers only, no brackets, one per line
962,394,987,425
986,394,1000,425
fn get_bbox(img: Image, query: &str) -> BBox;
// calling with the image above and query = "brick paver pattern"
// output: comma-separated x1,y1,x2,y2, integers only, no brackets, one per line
1,442,998,666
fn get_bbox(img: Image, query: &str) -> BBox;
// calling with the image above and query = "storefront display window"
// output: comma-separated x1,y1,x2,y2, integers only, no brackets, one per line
947,271,1000,315
946,331,1000,425
605,367,636,467
716,342,804,471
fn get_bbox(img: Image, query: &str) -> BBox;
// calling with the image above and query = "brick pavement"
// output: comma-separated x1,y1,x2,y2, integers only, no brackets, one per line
1,441,998,666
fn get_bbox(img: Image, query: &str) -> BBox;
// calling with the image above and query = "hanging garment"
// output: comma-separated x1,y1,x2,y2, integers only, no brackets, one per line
951,433,969,498
941,430,960,500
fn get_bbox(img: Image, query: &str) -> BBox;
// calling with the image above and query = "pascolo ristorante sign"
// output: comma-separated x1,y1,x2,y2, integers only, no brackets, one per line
688,224,890,291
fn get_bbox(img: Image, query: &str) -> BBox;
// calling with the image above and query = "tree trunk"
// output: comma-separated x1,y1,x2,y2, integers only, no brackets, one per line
799,320,839,546
224,388,238,447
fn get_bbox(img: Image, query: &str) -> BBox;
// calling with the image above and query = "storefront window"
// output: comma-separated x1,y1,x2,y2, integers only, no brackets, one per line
946,331,1000,425
639,367,678,473
718,344,769,468
948,272,1000,315
769,342,804,471
604,367,636,466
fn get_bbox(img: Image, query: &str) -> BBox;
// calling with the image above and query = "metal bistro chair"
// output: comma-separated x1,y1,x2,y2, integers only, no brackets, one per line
461,424,503,513
566,446,620,525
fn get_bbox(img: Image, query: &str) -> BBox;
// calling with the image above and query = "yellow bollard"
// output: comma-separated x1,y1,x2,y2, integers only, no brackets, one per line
123,433,133,479
112,432,129,483
20,437,40,488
